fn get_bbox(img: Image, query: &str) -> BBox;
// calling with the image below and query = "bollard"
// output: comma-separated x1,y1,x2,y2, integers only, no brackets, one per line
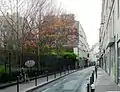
87,84,90,92
17,76,19,92
92,71,94,83
35,72,37,86
90,76,93,85
90,72,94,85
95,65,97,79
91,83,95,92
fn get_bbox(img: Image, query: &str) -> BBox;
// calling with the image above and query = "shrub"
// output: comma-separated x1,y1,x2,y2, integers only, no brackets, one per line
60,52,77,61
0,73,9,83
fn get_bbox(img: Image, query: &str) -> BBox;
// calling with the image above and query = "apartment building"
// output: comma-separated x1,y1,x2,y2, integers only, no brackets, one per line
89,43,99,64
0,13,28,49
74,22,89,59
73,22,89,68
99,0,120,83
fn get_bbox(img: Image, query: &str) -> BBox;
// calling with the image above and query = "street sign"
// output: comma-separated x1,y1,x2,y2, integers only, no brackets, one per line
25,60,35,67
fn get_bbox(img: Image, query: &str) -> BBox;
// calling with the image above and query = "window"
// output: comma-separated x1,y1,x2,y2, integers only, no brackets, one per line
3,25,7,28
118,0,119,18
112,10,115,36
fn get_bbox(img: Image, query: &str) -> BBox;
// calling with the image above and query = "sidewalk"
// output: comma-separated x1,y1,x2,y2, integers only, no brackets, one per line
0,70,75,92
95,68,120,92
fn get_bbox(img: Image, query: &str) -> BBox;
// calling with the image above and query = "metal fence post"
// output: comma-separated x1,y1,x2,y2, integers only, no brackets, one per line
64,70,66,75
35,72,37,86
47,72,48,82
60,70,61,76
54,72,56,78
68,67,69,74
65,69,66,75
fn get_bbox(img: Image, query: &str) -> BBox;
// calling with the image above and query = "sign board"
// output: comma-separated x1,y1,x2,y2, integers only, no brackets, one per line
25,60,35,67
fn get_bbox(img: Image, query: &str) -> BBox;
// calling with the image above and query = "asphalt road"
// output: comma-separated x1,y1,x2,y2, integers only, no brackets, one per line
0,70,74,92
32,67,94,92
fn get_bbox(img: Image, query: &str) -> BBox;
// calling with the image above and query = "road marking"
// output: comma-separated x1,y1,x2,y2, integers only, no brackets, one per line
63,79,66,81
42,88,51,92
53,78,67,87
53,82,60,86
52,77,68,88
63,78,68,81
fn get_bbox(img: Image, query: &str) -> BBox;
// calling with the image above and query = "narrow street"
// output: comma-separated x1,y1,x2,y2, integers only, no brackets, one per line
0,0,112,92
31,67,94,92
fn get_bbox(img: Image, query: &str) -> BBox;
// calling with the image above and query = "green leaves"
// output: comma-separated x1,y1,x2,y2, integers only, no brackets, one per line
37,42,42,46
0,65,6,73
60,51,78,61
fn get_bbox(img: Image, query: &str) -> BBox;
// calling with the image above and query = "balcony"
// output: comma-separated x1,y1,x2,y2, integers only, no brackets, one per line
106,17,115,48
107,37,114,47
106,31,115,48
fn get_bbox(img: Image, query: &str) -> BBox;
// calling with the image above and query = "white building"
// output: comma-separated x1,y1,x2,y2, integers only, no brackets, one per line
89,43,99,64
99,0,120,84
74,22,89,59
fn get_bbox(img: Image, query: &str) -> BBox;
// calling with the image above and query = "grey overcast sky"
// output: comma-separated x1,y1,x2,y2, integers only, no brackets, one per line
55,0,102,48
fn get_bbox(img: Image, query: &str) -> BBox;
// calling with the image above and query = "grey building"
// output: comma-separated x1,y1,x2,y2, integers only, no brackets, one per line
0,13,28,49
